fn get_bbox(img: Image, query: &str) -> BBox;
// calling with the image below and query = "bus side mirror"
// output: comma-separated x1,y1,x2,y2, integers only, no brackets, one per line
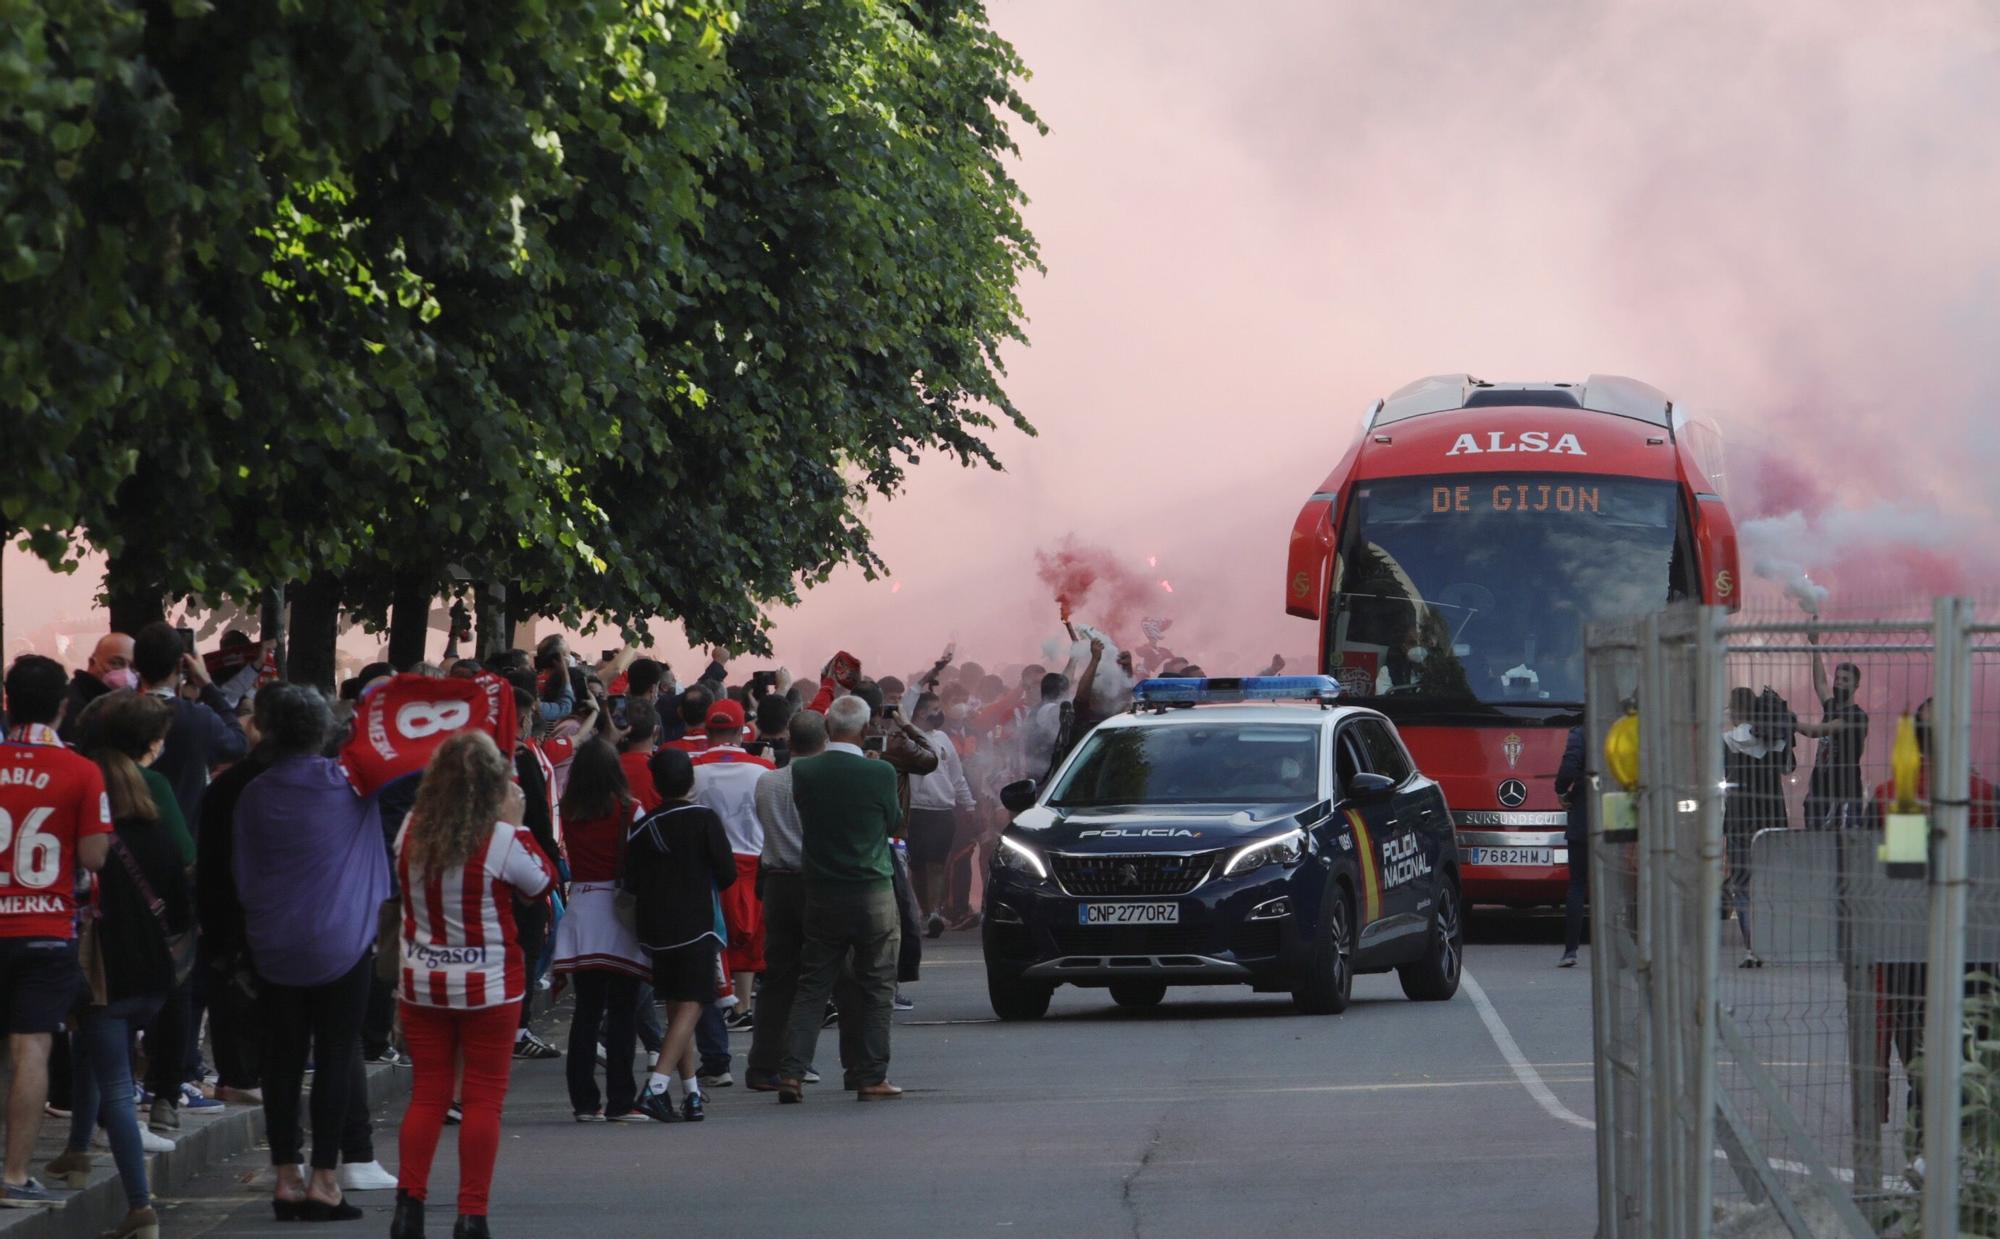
1000,780,1040,814
1345,772,1397,804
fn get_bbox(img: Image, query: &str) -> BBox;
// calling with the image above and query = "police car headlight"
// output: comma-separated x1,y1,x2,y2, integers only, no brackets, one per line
997,834,1049,880
1223,828,1306,877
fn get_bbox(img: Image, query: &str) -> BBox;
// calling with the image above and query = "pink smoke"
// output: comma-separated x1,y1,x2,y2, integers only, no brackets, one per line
1033,538,1159,646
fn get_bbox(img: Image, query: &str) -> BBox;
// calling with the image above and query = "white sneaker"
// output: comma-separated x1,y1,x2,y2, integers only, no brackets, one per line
336,1160,398,1191
94,1126,176,1153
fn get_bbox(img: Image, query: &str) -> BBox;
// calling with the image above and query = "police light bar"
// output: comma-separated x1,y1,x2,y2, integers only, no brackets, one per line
1131,676,1342,707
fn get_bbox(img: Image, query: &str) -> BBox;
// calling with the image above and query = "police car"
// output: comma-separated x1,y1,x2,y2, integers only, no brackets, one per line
982,676,1462,1019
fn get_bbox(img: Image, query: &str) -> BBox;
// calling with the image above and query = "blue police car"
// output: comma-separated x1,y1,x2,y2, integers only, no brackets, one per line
982,676,1462,1019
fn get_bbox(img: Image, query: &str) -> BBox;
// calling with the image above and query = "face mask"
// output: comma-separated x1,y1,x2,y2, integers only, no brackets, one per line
1407,646,1429,666
103,668,139,692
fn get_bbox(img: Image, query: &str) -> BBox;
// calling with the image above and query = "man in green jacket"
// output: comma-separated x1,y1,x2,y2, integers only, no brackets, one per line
776,696,905,1101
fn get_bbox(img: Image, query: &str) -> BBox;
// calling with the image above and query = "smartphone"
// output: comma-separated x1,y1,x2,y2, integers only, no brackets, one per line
750,670,779,697
174,626,196,658
883,703,900,719
607,693,629,729
602,649,618,664
862,735,887,755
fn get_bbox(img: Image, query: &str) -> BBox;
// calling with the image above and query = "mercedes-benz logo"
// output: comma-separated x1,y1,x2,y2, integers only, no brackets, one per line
1497,779,1528,808
1117,863,1141,889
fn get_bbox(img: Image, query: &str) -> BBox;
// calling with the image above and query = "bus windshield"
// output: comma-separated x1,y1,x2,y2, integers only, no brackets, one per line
1328,474,1692,710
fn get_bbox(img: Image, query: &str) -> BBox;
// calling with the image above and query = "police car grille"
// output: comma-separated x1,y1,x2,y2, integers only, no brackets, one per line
1049,925,1211,956
1050,852,1218,897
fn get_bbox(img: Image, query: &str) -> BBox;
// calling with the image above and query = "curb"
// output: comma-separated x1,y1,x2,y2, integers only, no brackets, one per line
0,1063,412,1239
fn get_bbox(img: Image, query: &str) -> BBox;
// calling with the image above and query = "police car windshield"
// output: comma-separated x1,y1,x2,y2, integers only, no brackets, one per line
1048,724,1322,807
1329,474,1692,709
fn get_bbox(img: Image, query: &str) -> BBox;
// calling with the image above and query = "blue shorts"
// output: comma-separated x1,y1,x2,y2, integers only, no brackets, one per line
0,938,80,1034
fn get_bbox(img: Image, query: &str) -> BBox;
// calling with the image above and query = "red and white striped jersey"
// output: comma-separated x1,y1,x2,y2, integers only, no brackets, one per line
396,818,555,1010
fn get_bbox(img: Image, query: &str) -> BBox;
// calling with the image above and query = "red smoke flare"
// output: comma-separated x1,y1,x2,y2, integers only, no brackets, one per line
1035,538,1158,645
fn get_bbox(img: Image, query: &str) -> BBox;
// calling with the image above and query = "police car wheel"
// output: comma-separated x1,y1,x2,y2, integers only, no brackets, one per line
1291,880,1353,1015
1397,875,1464,1002
987,969,1054,1021
1108,981,1166,1009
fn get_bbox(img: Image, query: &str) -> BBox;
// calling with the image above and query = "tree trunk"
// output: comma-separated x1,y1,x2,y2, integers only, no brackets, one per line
260,585,288,682
103,552,166,634
387,576,432,670
287,574,341,690
474,580,511,663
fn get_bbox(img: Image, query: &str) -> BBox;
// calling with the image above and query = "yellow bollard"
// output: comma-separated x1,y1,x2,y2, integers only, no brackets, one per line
1600,712,1640,843
1878,713,1927,879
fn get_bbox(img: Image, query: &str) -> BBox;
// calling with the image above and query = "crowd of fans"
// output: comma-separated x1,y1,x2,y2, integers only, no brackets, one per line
0,613,1185,1238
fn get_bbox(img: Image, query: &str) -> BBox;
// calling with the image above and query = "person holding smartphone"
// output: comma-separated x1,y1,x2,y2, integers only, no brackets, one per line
851,684,937,1009
128,623,250,1133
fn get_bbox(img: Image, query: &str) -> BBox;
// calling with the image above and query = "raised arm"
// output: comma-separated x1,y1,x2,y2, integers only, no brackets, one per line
600,647,640,681
1071,639,1105,716
888,725,940,776
1808,624,1829,705
535,668,575,724
184,654,249,763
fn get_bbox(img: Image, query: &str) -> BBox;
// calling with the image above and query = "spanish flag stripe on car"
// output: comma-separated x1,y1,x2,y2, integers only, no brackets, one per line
1345,808,1380,923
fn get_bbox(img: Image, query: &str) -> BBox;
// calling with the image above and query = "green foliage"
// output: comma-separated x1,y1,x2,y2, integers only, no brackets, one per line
1888,971,2000,1235
1,0,1041,652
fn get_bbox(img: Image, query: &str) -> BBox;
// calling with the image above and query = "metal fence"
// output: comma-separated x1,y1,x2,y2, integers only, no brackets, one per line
1586,599,2000,1239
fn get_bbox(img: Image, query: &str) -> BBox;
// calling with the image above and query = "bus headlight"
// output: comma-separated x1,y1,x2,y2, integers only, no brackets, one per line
1224,828,1306,876
997,834,1049,880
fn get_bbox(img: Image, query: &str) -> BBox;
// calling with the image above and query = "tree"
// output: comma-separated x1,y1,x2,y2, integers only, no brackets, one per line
2,0,1043,674
336,0,1044,658
517,0,1046,651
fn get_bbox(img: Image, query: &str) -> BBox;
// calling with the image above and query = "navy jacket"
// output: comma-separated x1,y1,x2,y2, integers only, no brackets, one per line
152,687,250,823
1555,725,1589,844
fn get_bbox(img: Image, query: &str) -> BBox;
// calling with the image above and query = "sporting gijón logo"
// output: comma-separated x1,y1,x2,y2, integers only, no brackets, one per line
1446,431,1586,456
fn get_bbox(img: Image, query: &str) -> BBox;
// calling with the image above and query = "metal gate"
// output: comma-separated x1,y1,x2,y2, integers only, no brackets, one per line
1586,599,1998,1238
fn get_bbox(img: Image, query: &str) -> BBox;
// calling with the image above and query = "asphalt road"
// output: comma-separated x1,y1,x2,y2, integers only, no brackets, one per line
162,912,1598,1239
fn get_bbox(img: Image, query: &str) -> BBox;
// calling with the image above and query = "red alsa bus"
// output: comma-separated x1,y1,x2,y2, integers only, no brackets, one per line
1284,375,1740,908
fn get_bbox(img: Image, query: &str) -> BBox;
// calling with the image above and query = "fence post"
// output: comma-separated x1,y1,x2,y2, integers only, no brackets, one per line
1692,606,1727,1235
1920,597,1972,1234
1587,644,1621,1236
1638,611,1674,1235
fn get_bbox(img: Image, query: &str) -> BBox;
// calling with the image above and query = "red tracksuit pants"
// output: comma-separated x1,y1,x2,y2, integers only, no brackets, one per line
398,1000,519,1216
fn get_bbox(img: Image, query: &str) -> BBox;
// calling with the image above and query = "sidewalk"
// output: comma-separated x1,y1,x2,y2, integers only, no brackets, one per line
0,1065,411,1239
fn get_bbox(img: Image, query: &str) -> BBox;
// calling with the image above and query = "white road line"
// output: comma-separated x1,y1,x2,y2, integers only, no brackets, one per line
1461,968,1596,1132
1454,975,1901,1188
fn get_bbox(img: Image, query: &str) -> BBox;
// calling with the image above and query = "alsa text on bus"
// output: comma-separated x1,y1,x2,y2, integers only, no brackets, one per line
1445,431,1586,456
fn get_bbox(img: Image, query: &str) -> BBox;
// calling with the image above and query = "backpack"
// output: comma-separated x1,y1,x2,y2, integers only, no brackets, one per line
1752,687,1799,774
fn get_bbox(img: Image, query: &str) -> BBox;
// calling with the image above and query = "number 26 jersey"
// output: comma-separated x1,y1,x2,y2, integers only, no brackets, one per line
0,741,112,940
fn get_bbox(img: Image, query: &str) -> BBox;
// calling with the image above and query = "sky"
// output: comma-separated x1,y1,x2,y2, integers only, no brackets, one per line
7,0,2000,682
